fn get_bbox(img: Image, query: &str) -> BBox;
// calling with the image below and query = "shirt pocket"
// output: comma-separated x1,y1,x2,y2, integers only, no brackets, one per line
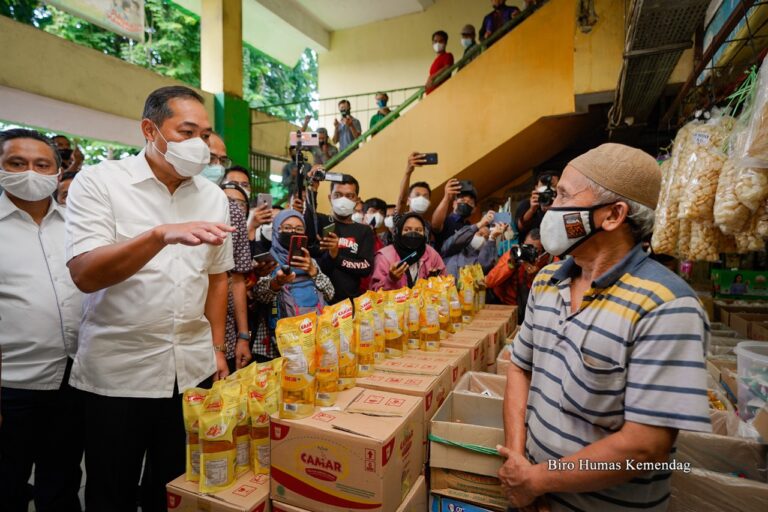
558,350,626,431
115,219,162,270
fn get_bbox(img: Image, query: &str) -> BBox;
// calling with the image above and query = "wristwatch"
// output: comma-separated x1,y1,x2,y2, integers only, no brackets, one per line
213,344,226,353
237,331,251,342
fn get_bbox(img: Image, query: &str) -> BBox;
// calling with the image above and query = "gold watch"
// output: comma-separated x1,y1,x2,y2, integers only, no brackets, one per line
213,344,226,353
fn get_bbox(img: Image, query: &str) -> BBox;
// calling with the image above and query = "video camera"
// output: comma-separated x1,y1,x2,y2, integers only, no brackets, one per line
538,174,557,207
510,244,539,264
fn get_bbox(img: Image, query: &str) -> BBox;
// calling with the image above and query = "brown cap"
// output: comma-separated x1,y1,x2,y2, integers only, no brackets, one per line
568,143,661,209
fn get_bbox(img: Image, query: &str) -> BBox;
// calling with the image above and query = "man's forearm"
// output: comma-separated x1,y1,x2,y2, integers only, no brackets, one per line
431,195,453,232
528,422,678,496
68,228,166,293
396,170,413,214
504,364,531,454
205,272,229,347
232,273,249,335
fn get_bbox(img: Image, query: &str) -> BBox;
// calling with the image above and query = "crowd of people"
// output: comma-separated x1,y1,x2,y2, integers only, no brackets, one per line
1,4,712,512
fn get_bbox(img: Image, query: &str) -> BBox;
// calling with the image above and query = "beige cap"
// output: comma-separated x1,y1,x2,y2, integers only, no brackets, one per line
568,143,661,209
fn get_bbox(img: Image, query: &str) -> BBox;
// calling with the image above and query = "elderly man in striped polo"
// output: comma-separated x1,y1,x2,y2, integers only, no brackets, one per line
499,143,711,512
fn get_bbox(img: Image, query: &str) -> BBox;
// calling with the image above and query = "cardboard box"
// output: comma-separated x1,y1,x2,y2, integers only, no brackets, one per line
668,468,768,512
272,476,427,512
754,405,768,442
464,322,506,369
474,308,517,336
677,430,767,482
270,388,424,512
356,370,451,446
496,345,511,376
375,356,453,383
729,313,768,339
167,472,270,512
443,333,488,372
430,490,506,512
706,357,739,404
430,467,503,502
454,372,506,400
430,393,504,483
406,348,471,386
752,322,768,341
722,306,768,327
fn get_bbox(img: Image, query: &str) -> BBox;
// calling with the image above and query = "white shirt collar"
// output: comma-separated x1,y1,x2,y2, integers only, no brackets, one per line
129,147,200,191
0,191,63,222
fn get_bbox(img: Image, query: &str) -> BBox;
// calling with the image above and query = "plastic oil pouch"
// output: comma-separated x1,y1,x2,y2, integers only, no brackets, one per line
276,312,317,420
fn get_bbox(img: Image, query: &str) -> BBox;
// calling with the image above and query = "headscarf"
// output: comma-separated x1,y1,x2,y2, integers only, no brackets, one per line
394,212,428,262
270,209,305,268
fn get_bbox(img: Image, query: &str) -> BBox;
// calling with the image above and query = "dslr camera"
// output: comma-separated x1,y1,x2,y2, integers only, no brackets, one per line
511,244,539,264
538,174,557,207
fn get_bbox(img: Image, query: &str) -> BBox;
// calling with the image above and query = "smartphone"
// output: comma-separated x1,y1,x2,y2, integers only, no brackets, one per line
423,153,438,165
256,193,272,210
397,251,418,267
493,212,512,225
322,223,336,239
253,252,276,265
288,235,309,271
289,131,320,147
459,180,475,194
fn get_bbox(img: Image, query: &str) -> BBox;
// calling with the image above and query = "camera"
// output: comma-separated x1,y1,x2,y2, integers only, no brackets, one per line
511,244,539,264
538,174,557,207
312,168,326,182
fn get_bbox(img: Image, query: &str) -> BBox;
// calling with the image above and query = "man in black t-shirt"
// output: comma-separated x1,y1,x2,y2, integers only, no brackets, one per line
304,174,374,303
515,172,559,242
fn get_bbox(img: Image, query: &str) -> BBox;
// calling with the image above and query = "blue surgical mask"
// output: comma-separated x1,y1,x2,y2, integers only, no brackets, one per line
377,99,387,108
201,164,224,183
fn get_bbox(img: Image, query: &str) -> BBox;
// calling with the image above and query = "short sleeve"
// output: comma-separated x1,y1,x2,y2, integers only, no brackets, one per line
65,167,116,262
208,201,235,275
624,297,712,433
511,291,535,372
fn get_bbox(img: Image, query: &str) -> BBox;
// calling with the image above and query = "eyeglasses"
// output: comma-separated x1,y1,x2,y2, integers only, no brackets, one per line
210,155,232,167
227,180,251,192
280,227,305,235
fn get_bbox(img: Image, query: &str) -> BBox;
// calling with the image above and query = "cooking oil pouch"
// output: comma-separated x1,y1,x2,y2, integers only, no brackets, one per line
420,290,441,351
315,308,340,406
447,283,463,332
371,290,387,363
406,288,422,350
472,264,486,310
354,294,376,376
234,391,250,476
436,283,453,339
333,299,357,390
383,288,409,358
199,404,238,493
247,383,273,475
182,388,209,481
276,312,317,420
459,267,476,323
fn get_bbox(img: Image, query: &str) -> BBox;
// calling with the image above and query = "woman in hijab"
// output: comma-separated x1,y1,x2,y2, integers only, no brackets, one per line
370,212,446,290
252,209,334,360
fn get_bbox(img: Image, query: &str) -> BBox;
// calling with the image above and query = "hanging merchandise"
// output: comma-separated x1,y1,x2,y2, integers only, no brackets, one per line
737,63,768,168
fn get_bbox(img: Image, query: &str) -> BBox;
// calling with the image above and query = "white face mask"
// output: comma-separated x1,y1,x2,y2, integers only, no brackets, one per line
0,168,60,201
333,197,358,218
461,38,474,49
504,228,515,241
410,196,431,214
201,164,224,183
433,42,446,53
351,212,364,223
540,205,609,257
153,126,211,177
384,216,395,229
365,212,384,228
470,235,486,250
259,223,273,241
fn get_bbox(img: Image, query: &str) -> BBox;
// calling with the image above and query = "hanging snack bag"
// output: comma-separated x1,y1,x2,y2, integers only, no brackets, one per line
276,312,317,420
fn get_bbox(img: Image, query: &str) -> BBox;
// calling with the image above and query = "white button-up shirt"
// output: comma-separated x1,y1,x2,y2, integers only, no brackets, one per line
65,149,234,398
0,193,83,390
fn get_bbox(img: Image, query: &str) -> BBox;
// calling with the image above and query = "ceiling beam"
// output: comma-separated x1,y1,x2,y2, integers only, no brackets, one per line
254,0,330,50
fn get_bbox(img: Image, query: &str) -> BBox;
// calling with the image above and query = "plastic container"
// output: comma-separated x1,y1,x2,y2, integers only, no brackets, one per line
734,341,768,420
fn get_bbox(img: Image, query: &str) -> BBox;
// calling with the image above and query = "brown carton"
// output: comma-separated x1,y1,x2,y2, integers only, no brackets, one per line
271,475,426,512
454,371,506,400
374,355,453,383
443,333,488,372
751,322,768,341
668,468,768,511
167,471,270,512
430,468,506,506
463,322,506,369
474,308,517,336
405,348,471,386
729,313,768,339
496,345,511,376
270,388,423,512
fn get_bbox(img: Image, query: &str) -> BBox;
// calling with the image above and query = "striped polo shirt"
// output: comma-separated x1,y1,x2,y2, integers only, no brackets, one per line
511,244,711,512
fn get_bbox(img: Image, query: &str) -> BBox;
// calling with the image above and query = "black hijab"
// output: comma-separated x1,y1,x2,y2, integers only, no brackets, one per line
394,212,428,262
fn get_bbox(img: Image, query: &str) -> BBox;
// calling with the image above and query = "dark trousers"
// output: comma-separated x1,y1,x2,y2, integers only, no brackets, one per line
0,368,84,512
83,384,186,512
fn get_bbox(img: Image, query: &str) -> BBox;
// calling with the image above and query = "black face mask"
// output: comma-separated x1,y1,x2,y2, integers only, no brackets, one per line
456,202,473,218
278,232,293,250
400,232,426,252
58,148,73,161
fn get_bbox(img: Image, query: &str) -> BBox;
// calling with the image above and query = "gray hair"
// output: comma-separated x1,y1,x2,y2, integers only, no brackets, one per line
584,176,655,242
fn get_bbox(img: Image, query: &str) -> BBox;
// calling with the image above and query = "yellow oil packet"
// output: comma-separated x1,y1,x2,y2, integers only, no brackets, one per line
234,390,250,476
384,288,409,358
276,312,317,420
447,281,463,333
182,388,209,482
354,294,376,377
199,383,239,493
460,267,476,323
333,299,357,390
435,282,453,339
406,286,421,350
420,290,441,351
247,359,280,475
371,290,387,364
315,307,340,406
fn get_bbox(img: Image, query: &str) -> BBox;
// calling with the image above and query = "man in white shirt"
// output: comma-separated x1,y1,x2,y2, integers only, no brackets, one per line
65,86,235,511
0,129,84,511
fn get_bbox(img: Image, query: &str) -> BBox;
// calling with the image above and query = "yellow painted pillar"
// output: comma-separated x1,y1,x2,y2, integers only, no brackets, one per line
200,0,243,97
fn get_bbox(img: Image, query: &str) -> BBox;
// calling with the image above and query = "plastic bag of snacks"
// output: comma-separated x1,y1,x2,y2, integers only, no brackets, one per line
276,312,317,420
757,199,768,238
199,382,240,493
734,167,768,212
315,308,339,407
353,294,376,377
735,213,765,253
420,289,441,351
406,287,421,350
384,288,409,358
182,388,209,481
688,223,721,262
371,291,387,364
677,219,692,260
738,60,768,168
333,299,357,390
714,157,752,234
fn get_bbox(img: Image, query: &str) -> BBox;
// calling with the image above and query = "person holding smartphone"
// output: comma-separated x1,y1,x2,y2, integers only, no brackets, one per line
252,210,334,359
370,213,446,290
